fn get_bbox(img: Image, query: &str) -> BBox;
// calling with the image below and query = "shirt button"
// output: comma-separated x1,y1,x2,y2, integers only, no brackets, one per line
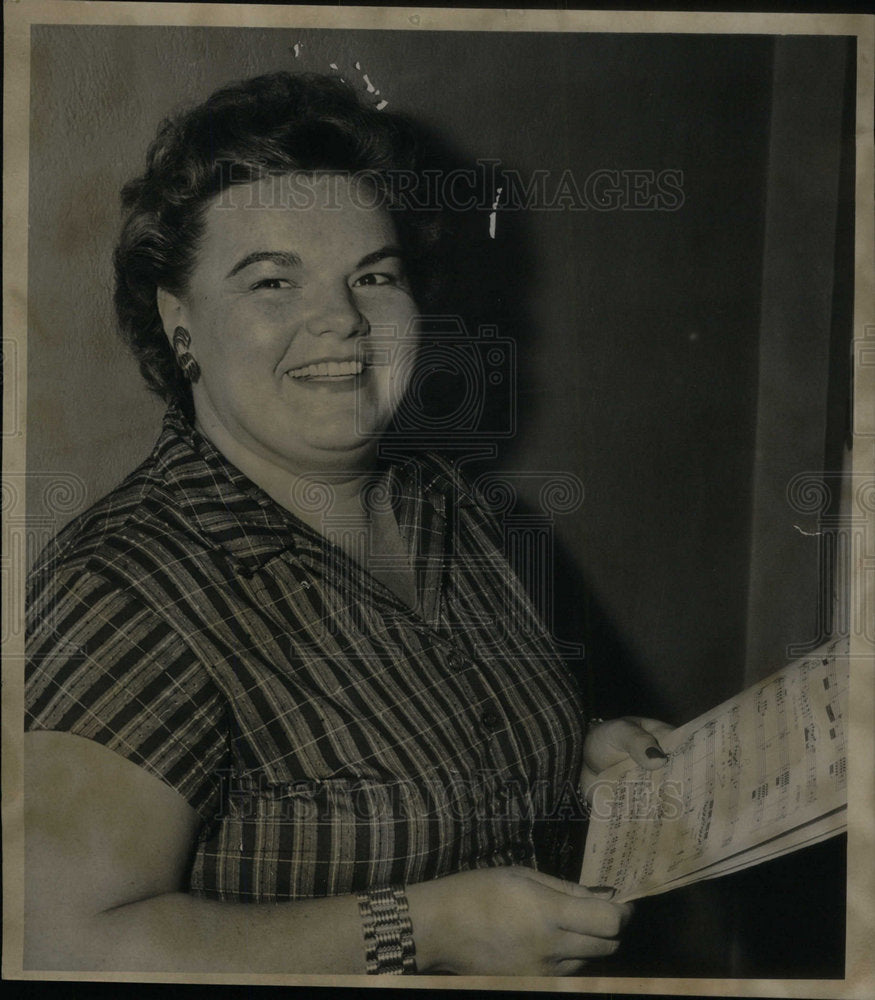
480,711,500,730
447,651,466,672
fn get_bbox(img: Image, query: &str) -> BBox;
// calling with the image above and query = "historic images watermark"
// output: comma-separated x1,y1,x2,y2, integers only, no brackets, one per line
213,160,686,214
212,768,686,825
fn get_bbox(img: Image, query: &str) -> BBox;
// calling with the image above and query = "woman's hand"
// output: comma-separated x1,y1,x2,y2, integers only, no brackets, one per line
580,716,675,801
407,866,633,976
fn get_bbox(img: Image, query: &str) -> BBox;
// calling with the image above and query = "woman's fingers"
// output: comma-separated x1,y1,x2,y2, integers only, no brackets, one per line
554,931,623,961
550,897,634,965
624,715,676,741
554,955,605,976
584,716,673,774
509,867,633,941
554,893,634,939
616,717,670,770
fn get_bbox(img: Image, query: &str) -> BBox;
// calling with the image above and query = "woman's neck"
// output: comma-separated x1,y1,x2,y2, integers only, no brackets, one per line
193,414,380,528
193,412,417,609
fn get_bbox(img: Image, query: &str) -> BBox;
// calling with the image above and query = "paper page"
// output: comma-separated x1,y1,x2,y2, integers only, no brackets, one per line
579,636,849,902
651,811,847,898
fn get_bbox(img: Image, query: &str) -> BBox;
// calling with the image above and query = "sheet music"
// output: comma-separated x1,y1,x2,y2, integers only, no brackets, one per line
579,637,848,902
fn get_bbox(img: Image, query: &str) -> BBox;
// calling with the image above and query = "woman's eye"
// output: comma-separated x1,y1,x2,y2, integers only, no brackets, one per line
353,272,397,288
250,277,294,291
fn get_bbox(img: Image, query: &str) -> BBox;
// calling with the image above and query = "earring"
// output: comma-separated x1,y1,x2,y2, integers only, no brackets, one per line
172,326,201,383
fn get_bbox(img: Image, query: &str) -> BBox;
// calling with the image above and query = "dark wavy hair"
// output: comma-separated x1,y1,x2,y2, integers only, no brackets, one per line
114,72,446,416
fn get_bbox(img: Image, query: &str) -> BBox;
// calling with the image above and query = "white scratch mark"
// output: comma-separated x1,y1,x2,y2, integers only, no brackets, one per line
794,524,824,537
293,43,302,58
337,59,386,108
488,186,504,239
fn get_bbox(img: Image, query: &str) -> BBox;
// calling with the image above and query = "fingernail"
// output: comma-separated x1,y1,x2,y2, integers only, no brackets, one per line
646,746,668,760
585,885,616,898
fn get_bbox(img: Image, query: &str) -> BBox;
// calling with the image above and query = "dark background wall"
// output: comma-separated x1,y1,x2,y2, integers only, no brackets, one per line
27,26,854,978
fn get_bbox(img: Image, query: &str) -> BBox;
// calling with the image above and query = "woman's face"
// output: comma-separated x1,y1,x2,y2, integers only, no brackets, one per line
164,174,419,475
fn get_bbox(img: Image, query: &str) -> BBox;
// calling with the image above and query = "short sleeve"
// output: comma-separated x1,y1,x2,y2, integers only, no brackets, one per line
26,567,228,820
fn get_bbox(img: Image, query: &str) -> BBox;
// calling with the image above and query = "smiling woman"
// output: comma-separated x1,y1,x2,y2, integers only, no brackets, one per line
160,174,419,485
24,71,670,976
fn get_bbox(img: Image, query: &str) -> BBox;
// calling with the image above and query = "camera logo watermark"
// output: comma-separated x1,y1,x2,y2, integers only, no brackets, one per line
357,316,516,440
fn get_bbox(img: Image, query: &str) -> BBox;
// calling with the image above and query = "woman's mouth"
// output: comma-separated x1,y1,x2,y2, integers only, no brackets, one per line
286,359,365,381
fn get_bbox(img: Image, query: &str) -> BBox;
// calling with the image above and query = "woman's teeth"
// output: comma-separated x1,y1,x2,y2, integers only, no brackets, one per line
287,360,364,379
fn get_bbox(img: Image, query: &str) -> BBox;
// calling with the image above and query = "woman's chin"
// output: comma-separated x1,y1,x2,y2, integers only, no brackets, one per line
293,433,381,469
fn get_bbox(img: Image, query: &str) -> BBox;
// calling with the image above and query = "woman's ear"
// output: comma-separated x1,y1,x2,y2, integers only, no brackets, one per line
156,288,187,346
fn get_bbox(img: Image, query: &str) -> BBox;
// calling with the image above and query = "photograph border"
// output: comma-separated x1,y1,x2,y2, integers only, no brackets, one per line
3,3,873,996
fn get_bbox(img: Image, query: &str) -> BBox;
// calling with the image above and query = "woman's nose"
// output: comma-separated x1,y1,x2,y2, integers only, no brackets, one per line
302,284,369,339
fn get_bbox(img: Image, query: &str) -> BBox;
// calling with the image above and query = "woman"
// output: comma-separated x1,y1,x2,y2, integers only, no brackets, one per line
24,72,669,975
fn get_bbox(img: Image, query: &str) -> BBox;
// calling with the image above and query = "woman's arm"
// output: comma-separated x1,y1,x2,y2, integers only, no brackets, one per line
25,731,631,975
25,731,365,973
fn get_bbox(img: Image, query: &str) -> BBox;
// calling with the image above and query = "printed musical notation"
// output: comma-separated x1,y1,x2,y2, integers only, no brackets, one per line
579,637,849,902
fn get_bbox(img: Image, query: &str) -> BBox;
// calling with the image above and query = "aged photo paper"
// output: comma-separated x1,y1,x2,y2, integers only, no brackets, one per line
3,3,874,997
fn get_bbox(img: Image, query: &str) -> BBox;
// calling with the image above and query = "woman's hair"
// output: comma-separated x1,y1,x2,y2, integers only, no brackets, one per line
114,71,446,415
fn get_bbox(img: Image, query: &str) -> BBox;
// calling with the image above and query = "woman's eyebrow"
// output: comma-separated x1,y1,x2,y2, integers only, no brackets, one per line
225,250,302,279
225,245,404,280
356,245,404,269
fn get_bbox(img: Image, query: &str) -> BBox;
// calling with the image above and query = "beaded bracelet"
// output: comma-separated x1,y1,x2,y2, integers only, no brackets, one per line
356,884,417,975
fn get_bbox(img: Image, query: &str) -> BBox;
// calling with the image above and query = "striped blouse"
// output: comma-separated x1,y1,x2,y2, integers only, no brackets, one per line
26,404,588,901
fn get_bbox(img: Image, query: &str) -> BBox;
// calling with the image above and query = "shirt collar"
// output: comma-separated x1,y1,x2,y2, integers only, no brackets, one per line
151,404,477,573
